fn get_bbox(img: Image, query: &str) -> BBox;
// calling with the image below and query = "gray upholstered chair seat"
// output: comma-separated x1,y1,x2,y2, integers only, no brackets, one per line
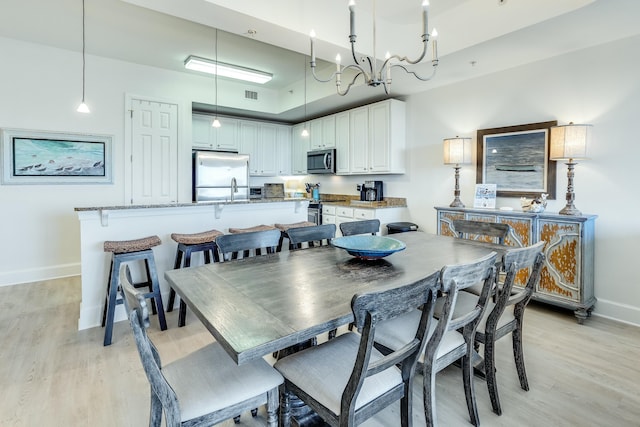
274,332,403,415
374,310,465,363
162,342,283,422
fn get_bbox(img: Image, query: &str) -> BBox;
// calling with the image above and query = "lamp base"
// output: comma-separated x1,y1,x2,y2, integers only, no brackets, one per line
449,198,465,208
559,204,581,216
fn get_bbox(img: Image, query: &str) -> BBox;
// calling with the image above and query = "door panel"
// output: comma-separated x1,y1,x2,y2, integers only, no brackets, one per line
131,99,178,205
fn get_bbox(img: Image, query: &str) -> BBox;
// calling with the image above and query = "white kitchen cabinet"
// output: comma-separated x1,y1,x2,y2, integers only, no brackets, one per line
291,124,309,175
276,125,292,175
240,121,278,176
349,106,369,173
310,115,336,150
322,203,406,236
192,114,240,152
335,111,350,174
345,99,406,174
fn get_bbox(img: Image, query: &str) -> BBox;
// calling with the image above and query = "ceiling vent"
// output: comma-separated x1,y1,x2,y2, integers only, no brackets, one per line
245,90,258,101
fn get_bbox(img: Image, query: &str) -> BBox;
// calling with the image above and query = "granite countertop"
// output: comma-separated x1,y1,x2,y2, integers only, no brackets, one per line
318,194,407,209
74,194,407,212
74,197,309,212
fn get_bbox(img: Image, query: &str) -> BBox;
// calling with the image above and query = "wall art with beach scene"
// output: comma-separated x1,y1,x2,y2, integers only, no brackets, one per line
476,121,557,199
1,128,112,184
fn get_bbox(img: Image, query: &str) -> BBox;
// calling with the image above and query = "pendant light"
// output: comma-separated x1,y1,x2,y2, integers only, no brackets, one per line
76,0,90,113
212,29,221,128
301,55,309,137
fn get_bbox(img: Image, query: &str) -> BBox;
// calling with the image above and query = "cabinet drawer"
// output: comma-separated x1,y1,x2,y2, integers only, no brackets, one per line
353,209,375,220
322,215,336,225
336,207,354,218
322,205,336,215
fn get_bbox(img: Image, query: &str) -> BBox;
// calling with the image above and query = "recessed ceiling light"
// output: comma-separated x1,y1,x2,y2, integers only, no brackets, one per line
184,55,273,84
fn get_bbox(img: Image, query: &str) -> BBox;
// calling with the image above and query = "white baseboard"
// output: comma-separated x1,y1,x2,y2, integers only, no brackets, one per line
0,263,80,287
592,298,640,327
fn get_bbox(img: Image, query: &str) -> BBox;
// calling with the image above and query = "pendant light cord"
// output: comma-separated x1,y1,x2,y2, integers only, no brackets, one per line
81,0,86,102
215,29,218,117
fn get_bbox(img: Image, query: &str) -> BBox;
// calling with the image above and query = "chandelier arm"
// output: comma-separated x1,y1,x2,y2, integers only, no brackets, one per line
310,64,338,83
391,63,438,82
337,70,366,96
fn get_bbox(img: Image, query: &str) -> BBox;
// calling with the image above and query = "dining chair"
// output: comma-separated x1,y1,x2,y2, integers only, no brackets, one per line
339,219,380,236
120,266,283,427
452,219,511,245
450,241,545,415
373,252,498,427
274,270,440,427
216,229,281,261
286,223,336,250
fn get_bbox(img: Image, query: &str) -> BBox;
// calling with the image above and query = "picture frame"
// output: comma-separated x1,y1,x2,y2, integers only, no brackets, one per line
476,121,557,199
1,128,113,184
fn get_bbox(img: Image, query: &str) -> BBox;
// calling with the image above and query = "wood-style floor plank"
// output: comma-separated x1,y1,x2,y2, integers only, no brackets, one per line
1,277,639,426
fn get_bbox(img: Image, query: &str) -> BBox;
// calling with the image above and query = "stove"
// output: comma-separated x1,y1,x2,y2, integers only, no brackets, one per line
307,199,348,225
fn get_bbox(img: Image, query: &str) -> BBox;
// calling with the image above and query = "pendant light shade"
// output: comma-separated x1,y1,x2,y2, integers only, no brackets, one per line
77,0,90,113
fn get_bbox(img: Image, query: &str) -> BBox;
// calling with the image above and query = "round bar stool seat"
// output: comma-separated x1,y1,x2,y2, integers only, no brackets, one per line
274,221,316,252
168,229,223,327
102,235,166,346
228,224,276,233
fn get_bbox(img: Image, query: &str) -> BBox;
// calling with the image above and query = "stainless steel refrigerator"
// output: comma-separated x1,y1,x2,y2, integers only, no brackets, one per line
192,151,250,202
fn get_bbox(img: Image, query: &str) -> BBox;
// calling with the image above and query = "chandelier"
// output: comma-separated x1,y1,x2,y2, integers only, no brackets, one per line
309,0,439,96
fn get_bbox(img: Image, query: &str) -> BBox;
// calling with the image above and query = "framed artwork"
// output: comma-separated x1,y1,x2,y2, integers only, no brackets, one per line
476,121,557,199
1,128,113,184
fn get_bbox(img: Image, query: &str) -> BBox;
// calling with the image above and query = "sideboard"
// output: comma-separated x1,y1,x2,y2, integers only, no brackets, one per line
435,206,597,323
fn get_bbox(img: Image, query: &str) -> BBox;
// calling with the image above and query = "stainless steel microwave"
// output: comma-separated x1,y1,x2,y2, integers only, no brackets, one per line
307,149,336,174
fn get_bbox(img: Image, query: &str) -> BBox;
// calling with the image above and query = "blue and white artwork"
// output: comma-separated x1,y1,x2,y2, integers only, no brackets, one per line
13,138,105,177
483,129,548,192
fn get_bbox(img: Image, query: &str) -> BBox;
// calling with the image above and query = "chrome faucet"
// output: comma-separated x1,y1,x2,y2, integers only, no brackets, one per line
230,177,238,201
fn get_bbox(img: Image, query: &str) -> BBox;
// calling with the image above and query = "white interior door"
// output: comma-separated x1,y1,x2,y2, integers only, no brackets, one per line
130,99,178,205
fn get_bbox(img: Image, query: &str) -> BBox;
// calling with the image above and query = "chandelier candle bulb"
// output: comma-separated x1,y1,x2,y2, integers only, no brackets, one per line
431,29,438,61
336,54,341,73
422,0,429,37
309,30,316,64
349,0,356,36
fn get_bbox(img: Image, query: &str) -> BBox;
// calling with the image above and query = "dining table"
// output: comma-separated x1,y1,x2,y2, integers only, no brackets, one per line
164,231,506,366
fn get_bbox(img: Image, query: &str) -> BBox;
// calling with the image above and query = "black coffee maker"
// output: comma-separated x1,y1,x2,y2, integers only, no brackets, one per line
360,180,383,201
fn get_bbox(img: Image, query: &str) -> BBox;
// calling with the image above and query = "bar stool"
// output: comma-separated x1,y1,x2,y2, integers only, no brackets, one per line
101,235,167,346
274,221,316,252
228,225,276,258
167,229,223,327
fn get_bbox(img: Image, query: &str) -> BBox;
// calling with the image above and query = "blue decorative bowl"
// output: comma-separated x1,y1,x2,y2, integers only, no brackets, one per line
331,235,406,260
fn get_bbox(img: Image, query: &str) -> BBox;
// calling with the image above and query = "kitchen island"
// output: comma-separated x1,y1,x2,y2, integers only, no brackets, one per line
75,198,308,330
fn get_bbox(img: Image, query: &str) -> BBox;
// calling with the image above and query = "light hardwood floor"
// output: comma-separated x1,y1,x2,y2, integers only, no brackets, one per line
1,276,639,426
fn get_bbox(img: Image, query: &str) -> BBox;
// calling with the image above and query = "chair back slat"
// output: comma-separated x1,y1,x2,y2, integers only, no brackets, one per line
120,265,182,425
216,229,281,260
287,224,336,249
489,241,546,325
343,271,440,417
426,253,497,370
453,219,511,245
339,219,380,236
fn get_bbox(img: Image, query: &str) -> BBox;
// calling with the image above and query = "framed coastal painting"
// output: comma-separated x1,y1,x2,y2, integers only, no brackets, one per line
1,128,113,184
476,121,556,199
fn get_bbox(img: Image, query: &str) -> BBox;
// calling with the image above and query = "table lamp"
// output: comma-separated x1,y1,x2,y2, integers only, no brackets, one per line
443,137,472,207
549,123,591,215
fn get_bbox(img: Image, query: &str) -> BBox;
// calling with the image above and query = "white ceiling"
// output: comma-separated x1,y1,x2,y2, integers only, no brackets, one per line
2,0,640,123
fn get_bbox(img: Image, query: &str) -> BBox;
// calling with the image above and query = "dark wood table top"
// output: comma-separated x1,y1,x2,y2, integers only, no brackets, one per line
164,232,503,365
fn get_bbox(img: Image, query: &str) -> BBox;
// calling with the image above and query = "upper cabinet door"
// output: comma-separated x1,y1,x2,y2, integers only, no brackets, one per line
212,117,240,152
192,114,240,152
291,124,309,175
349,106,369,173
192,114,213,149
335,111,350,175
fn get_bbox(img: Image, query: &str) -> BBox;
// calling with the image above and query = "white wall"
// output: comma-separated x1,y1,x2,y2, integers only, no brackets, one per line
2,33,639,325
317,34,640,325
